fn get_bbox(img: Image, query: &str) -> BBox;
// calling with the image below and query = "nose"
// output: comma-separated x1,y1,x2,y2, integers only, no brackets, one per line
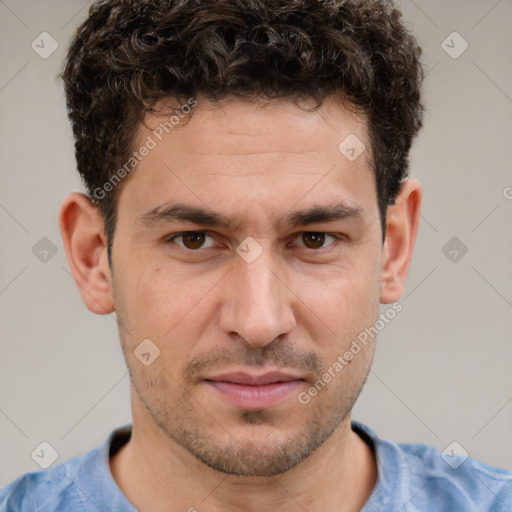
218,250,296,348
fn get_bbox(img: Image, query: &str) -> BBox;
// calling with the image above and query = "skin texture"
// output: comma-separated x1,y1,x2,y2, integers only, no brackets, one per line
59,95,421,512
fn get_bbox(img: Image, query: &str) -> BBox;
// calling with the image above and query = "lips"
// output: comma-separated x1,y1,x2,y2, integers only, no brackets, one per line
205,371,302,386
203,371,305,410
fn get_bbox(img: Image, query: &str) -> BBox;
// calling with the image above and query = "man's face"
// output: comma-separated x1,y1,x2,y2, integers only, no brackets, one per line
110,96,383,476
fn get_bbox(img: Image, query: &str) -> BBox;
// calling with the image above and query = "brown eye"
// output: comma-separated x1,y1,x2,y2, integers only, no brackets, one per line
302,232,326,249
297,232,339,250
168,231,215,251
181,232,206,249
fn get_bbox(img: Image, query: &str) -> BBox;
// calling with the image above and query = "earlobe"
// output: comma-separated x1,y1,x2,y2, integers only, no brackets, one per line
58,192,115,315
380,179,422,304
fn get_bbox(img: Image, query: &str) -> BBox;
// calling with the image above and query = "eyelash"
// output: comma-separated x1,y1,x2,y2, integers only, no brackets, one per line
164,231,345,255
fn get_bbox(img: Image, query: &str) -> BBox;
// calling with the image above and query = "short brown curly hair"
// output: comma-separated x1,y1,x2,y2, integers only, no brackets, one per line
62,0,424,265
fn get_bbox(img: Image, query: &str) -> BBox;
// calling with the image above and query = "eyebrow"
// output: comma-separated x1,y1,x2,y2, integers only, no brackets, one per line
138,202,363,230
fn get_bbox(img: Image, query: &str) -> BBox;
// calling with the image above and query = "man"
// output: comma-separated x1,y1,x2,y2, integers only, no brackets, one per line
1,0,511,510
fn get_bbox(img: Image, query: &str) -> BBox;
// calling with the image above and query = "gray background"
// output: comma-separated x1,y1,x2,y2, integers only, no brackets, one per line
1,0,511,485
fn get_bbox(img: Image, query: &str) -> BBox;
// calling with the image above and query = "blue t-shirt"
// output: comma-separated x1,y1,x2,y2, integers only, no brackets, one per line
1,421,511,511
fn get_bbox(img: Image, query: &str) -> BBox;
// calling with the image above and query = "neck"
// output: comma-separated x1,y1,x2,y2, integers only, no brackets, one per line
110,409,377,512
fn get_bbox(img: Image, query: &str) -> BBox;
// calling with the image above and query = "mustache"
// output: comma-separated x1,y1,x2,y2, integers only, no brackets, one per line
183,341,322,384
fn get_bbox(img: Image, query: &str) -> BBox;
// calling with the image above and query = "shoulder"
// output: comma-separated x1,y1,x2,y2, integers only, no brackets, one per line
0,451,93,512
0,425,132,512
399,440,512,510
353,421,512,511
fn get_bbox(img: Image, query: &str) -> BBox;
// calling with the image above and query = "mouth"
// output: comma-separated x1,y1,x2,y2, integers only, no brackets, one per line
203,371,305,410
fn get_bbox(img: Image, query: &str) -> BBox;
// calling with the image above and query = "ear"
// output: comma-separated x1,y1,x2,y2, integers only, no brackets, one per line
58,192,114,315
380,179,422,304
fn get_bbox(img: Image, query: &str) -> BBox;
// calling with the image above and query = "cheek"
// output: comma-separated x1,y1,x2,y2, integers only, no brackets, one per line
296,260,381,338
306,276,379,401
117,262,219,357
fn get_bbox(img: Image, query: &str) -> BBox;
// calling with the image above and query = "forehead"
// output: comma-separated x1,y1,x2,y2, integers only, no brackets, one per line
141,95,370,162
117,95,378,230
